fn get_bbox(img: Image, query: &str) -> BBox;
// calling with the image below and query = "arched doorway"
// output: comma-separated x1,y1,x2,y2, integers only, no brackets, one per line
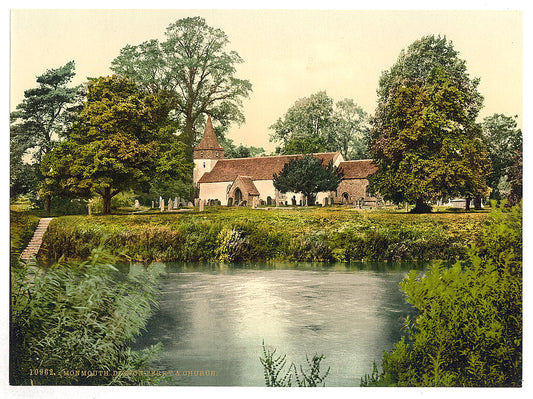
342,192,349,204
234,188,243,204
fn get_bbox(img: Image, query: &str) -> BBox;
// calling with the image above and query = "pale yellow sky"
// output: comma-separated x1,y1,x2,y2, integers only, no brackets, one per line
10,9,522,152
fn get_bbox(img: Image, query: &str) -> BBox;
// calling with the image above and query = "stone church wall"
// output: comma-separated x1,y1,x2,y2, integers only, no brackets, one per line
334,179,369,204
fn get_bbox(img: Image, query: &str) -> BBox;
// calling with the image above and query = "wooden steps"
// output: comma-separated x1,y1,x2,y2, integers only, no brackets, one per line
20,217,53,262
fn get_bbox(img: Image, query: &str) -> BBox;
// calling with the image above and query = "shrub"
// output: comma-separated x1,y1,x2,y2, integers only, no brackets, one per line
362,203,522,387
216,227,249,262
10,246,163,385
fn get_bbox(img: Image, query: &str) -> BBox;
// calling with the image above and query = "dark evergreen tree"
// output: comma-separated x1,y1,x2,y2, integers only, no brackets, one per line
273,155,343,205
10,61,81,208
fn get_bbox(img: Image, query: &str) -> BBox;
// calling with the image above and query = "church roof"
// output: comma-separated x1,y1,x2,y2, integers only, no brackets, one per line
195,116,224,151
233,176,260,196
198,152,341,183
338,160,378,179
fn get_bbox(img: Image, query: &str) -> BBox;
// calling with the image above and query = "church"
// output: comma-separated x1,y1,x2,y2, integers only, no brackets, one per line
194,117,378,207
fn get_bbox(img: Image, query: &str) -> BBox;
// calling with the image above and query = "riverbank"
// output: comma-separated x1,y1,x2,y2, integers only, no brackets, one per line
39,206,489,264
10,210,40,266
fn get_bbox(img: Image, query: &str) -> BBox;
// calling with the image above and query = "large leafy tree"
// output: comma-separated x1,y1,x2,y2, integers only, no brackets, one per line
42,75,191,214
369,35,489,212
329,98,369,160
110,17,252,159
270,91,334,154
506,149,522,206
10,61,81,205
481,114,522,200
273,155,343,205
270,91,369,159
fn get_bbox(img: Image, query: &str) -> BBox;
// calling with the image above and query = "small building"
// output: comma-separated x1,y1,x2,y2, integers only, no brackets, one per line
193,117,378,206
334,160,379,206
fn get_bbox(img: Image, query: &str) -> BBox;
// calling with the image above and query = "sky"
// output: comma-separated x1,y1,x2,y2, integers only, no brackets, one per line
10,7,523,153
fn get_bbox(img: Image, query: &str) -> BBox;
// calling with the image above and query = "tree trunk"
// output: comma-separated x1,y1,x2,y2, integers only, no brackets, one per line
411,198,432,213
465,197,471,211
44,194,51,213
183,113,195,162
103,187,112,215
474,196,482,210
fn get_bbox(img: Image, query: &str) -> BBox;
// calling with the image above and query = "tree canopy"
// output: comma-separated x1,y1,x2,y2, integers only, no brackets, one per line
222,138,265,159
368,35,489,211
10,61,81,200
41,75,192,214
481,114,522,200
376,35,483,117
110,16,252,159
273,155,343,205
270,91,369,159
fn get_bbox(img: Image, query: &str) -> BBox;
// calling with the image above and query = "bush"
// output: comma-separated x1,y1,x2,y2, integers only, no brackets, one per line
10,246,163,385
361,203,522,387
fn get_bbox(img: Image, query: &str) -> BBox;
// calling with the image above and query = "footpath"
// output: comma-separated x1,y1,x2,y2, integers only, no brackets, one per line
20,217,53,262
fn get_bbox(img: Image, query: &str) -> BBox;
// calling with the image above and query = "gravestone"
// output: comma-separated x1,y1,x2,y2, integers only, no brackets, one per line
199,199,205,212
134,199,140,209
160,198,165,212
168,200,172,211
151,200,154,209
174,197,178,209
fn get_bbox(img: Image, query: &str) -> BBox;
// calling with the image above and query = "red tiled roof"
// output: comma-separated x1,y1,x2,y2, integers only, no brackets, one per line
195,116,224,150
233,176,260,196
338,160,378,179
198,152,341,183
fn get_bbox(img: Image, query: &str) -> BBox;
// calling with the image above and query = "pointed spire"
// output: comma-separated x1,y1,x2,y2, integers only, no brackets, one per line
194,115,225,160
195,116,224,151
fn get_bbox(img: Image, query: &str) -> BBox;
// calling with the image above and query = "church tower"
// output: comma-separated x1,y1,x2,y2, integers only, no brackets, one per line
193,116,225,184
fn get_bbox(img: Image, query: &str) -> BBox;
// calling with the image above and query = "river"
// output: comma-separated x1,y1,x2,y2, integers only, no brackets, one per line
130,262,422,386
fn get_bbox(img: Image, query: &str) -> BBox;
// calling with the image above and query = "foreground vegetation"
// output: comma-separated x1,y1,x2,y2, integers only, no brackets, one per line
12,203,519,387
10,248,163,385
361,203,522,387
10,210,40,266
39,206,489,264
260,341,330,387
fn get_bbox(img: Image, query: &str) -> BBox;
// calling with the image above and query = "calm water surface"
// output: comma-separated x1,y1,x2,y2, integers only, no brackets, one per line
131,262,421,386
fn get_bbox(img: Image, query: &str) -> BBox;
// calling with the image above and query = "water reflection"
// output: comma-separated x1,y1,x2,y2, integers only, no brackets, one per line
131,262,421,386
